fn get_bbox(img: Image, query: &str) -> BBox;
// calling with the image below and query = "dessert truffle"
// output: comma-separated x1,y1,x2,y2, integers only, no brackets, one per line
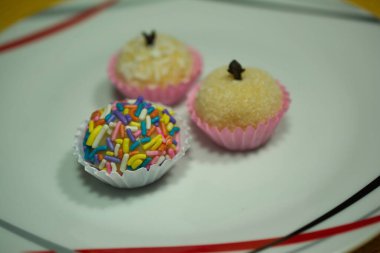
74,96,189,188
187,60,290,150
108,31,202,105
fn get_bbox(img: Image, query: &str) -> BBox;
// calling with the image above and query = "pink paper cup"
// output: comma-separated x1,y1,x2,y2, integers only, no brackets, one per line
108,47,202,105
187,81,291,151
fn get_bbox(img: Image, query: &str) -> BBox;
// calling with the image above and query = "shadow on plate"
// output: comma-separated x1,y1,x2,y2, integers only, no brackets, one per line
56,151,190,208
93,77,189,109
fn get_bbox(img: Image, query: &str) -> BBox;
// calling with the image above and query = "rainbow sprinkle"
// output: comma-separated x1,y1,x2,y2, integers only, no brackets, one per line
83,96,180,174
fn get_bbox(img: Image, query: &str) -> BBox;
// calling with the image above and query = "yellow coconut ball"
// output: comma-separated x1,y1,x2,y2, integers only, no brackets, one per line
195,60,283,130
116,32,193,87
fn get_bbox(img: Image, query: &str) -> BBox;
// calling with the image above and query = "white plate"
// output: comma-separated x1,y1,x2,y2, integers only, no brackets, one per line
0,1,379,252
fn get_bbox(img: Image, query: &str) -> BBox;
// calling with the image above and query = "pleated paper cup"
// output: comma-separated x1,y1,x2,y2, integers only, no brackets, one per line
187,81,290,151
108,47,202,105
73,118,190,188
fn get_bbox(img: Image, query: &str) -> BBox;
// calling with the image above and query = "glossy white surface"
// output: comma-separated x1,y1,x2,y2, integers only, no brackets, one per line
0,0,379,252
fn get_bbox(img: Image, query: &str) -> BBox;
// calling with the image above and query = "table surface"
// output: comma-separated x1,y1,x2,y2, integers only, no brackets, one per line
0,1,379,253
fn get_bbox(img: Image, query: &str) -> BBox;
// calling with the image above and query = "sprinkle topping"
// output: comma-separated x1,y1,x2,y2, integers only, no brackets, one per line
83,96,180,174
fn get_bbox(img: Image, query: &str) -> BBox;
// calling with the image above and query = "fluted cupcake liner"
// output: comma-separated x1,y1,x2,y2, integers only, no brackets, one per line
187,81,290,151
73,118,191,188
108,47,202,105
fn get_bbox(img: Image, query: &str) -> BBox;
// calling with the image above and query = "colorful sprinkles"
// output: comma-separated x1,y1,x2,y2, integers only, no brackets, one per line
83,96,180,174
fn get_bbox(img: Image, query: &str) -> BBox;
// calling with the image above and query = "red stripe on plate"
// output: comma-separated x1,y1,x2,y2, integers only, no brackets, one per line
0,0,117,54
30,215,380,253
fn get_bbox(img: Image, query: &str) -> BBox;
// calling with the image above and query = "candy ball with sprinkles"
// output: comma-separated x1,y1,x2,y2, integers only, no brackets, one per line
78,96,185,187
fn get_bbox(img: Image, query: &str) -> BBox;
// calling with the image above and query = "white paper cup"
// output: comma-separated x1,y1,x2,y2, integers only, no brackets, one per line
73,118,190,188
